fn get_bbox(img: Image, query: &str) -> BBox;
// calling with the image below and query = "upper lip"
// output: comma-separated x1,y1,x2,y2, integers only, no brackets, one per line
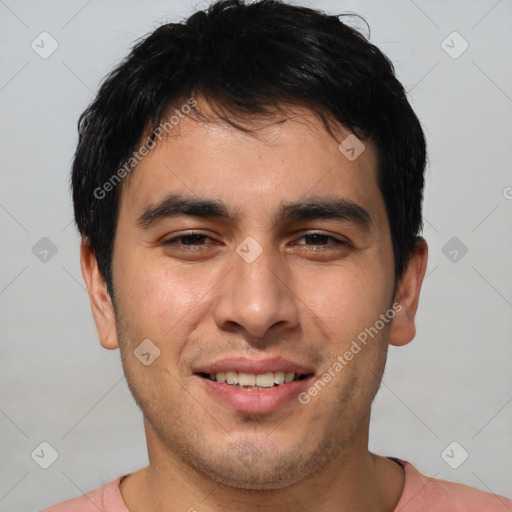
194,356,315,375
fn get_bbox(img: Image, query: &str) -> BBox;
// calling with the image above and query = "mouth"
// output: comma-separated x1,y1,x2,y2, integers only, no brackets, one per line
197,371,311,391
194,362,315,414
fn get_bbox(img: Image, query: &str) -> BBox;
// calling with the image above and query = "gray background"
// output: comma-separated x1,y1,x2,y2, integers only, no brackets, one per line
0,0,511,510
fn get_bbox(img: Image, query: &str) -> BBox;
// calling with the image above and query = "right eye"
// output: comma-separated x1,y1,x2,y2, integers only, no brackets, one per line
161,232,215,250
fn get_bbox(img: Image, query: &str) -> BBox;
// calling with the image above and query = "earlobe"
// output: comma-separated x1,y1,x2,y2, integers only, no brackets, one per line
80,238,119,350
389,237,428,347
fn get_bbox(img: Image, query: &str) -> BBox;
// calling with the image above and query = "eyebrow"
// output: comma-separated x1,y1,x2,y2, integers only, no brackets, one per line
137,192,373,231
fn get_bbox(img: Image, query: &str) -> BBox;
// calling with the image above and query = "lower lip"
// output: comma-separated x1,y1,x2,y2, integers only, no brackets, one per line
197,375,313,415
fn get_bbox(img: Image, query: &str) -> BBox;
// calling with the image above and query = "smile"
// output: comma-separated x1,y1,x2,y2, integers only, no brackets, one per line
199,371,310,390
195,370,314,414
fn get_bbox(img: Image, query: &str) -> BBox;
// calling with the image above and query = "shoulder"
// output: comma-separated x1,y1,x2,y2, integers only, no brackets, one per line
394,458,512,512
40,477,127,512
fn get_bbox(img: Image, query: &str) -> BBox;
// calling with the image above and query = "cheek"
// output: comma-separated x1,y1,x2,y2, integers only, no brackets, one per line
298,260,392,347
115,253,214,341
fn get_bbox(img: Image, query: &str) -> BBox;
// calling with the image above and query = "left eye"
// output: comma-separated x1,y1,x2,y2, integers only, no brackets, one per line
294,233,346,246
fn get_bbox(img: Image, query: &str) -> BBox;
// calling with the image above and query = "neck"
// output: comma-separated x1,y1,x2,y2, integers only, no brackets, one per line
120,414,404,512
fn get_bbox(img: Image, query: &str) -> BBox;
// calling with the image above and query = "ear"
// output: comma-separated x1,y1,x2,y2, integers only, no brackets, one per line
389,237,428,347
80,238,119,350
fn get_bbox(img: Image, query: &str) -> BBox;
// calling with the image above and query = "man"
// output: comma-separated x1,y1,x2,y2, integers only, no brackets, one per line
43,0,512,510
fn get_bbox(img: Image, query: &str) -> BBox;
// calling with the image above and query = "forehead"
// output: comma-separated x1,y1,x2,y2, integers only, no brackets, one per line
118,105,384,229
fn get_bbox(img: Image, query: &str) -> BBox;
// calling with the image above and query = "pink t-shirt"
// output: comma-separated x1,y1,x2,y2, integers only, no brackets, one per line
41,458,512,511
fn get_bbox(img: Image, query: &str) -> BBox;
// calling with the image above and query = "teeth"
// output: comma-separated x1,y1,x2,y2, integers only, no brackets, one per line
226,371,238,385
256,372,275,388
210,371,302,388
274,371,286,385
238,372,256,386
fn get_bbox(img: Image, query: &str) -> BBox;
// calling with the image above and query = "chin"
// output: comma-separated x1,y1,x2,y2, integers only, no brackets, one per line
198,459,309,491
189,436,340,491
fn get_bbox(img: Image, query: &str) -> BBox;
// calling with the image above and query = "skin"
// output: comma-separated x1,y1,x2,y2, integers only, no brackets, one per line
81,101,428,512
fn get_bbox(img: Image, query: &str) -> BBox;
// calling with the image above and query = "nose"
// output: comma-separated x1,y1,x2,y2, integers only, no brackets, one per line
212,242,300,340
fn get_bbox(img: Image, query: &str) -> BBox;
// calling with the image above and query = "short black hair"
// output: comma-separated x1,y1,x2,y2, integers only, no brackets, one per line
72,0,426,296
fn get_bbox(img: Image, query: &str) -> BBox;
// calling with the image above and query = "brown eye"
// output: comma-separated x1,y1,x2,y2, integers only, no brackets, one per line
162,234,211,246
161,233,216,250
294,233,347,247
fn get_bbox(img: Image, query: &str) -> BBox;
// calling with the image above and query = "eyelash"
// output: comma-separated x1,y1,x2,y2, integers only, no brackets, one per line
161,232,348,249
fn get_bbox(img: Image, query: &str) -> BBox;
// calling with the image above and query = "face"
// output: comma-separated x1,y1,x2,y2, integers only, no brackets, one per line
87,103,419,490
